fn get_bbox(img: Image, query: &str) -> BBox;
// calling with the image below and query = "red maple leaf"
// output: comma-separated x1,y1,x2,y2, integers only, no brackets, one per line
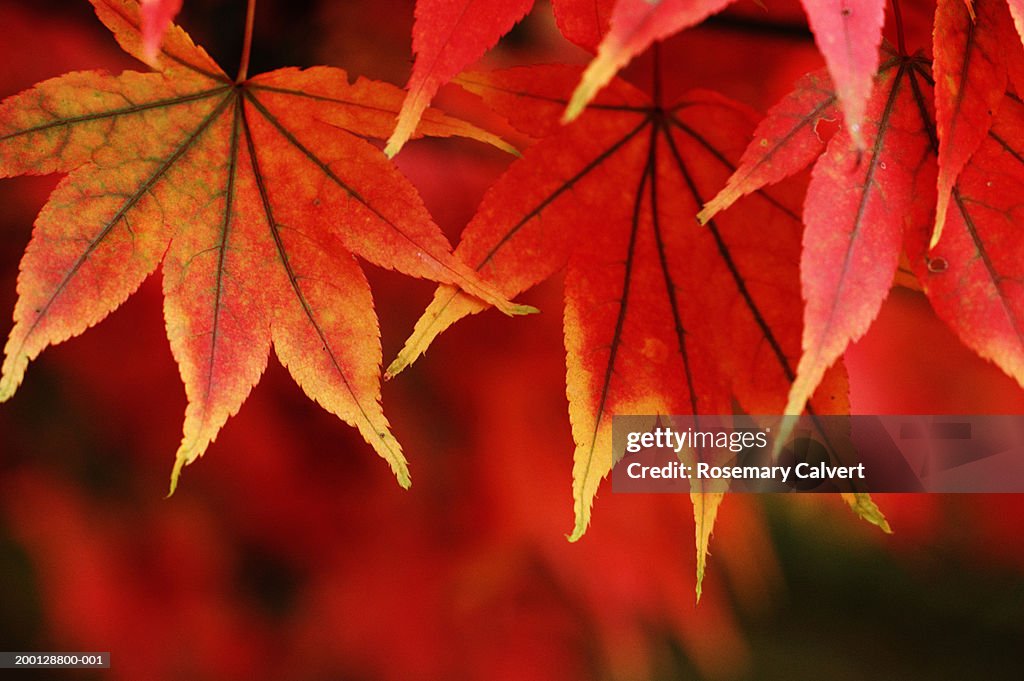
704,2,1024,422
387,63,880,593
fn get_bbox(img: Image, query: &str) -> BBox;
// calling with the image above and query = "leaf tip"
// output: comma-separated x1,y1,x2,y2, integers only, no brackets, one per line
139,0,183,68
563,76,602,123
141,47,161,68
0,358,26,403
699,184,744,225
384,356,408,381
168,434,208,497
929,208,948,250
381,436,412,489
695,542,710,603
561,100,586,125
864,508,893,534
166,455,185,498
383,135,405,160
849,121,866,152
493,299,538,317
388,453,412,489
692,492,722,604
843,492,892,534
771,414,802,460
562,77,598,123
564,49,619,124
0,378,16,403
510,303,540,316
567,506,590,542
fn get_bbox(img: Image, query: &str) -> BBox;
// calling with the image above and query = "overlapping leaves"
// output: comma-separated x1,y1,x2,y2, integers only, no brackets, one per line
388,65,874,594
10,0,1024,600
385,0,616,156
0,0,527,490
703,0,1024,418
564,0,887,149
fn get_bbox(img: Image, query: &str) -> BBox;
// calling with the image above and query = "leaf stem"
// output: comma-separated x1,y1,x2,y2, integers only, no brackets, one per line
652,42,663,109
236,0,257,82
890,0,906,56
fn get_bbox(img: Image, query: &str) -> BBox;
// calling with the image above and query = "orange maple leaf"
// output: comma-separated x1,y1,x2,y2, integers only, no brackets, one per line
387,64,879,594
0,0,531,492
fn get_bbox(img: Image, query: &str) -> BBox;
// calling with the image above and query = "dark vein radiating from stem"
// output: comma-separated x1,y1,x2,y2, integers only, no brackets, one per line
0,87,231,144
907,66,939,152
661,124,796,382
12,91,236,358
243,90,474,285
650,121,698,415
198,95,243,426
665,110,854,481
238,98,397,461
477,118,651,269
951,189,1024,345
578,124,654,500
810,64,908,371
667,114,802,223
391,117,653,370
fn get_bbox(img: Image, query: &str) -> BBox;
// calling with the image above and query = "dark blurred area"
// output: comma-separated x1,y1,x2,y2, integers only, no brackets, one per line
0,1,1022,679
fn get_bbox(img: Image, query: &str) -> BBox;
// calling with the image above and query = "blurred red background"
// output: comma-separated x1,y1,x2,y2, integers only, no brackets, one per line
0,1,1022,680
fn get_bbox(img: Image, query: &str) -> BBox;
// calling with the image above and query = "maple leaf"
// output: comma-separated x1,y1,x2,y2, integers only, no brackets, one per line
705,7,1024,419
0,0,530,491
785,56,937,416
387,64,867,592
385,0,615,157
702,47,941,419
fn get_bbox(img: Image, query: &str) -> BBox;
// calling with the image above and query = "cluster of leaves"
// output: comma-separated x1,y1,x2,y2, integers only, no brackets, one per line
0,0,532,496
5,0,1024,596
